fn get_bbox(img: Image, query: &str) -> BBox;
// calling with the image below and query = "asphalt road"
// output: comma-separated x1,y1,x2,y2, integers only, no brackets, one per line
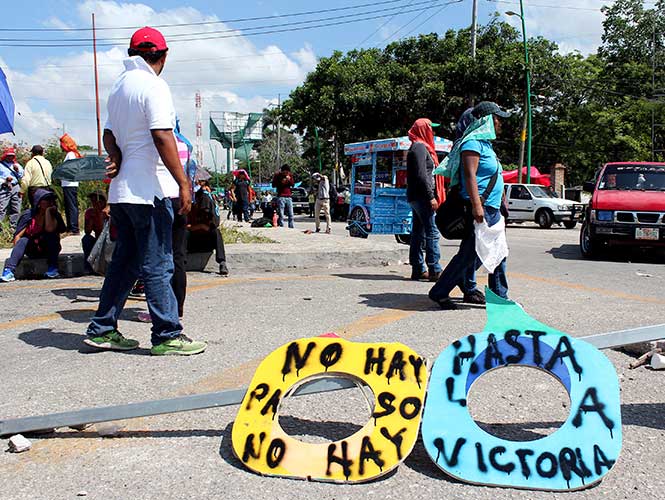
0,222,664,500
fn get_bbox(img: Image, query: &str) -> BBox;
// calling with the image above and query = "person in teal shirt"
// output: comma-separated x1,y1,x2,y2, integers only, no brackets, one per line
430,101,510,309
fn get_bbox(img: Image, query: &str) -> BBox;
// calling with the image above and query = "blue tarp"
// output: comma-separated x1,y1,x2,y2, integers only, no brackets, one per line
0,68,15,135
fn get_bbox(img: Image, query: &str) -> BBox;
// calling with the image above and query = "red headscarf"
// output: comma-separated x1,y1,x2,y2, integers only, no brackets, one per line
408,118,439,167
60,134,82,158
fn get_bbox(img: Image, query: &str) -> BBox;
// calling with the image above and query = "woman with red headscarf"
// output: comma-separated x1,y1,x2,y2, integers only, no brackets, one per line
406,118,443,282
59,134,82,234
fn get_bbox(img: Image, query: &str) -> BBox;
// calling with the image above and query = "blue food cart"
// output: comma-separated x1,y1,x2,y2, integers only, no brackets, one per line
344,136,453,241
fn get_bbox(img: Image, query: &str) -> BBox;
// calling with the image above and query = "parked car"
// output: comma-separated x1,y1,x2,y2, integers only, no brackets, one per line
580,162,665,258
504,183,584,229
291,187,309,214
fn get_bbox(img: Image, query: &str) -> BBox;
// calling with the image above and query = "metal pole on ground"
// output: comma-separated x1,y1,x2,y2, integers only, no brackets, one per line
92,13,102,156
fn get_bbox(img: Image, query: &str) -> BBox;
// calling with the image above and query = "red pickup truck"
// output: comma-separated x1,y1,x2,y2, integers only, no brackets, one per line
580,162,665,257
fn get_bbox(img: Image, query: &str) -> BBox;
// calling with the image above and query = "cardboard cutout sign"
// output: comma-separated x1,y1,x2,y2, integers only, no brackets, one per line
232,336,428,483
421,293,622,491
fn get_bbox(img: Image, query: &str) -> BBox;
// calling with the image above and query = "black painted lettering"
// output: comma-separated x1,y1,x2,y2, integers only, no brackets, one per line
504,330,526,364
245,383,270,410
327,441,353,480
266,439,286,469
372,392,396,421
446,377,467,407
593,445,616,475
571,387,615,436
364,347,386,376
433,437,467,467
484,333,506,369
408,355,424,388
535,452,558,478
525,330,547,366
489,446,516,475
559,447,591,487
387,351,407,383
319,342,342,371
475,442,488,473
451,336,477,375
260,389,282,419
516,449,534,480
358,436,385,475
380,427,406,460
281,341,316,379
575,448,592,479
545,336,583,379
242,432,266,462
398,397,422,420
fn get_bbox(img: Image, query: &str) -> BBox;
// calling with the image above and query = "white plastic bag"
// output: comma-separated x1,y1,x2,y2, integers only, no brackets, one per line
474,216,509,273
87,221,115,276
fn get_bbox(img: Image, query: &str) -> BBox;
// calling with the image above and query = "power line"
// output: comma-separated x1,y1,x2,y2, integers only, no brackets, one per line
354,0,417,48
0,3,450,47
0,0,409,32
402,1,461,37
0,1,440,43
382,0,442,43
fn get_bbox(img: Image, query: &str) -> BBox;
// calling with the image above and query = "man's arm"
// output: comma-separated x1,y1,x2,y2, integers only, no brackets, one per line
151,129,191,215
103,129,122,178
20,161,32,193
461,150,483,223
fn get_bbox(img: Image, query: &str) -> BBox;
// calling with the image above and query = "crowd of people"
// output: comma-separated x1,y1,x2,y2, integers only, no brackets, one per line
0,25,514,357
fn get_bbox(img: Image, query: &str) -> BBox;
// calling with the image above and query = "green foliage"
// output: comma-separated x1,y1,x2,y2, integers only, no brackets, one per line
219,223,276,244
282,9,664,187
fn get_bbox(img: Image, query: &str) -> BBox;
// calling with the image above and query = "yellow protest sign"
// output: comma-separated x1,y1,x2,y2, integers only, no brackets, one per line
232,336,428,483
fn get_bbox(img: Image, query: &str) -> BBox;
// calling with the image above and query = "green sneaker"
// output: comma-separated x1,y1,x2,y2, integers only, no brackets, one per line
84,330,139,351
150,334,207,356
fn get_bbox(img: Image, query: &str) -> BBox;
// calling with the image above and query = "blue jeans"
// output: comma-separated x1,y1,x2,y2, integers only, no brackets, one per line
5,232,61,272
86,198,182,345
278,196,294,228
409,200,441,275
429,206,509,301
62,186,79,233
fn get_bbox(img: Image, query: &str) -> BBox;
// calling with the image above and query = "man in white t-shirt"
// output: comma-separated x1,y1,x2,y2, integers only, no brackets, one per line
84,27,206,356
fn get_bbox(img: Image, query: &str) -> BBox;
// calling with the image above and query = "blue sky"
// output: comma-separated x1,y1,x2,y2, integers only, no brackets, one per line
0,0,610,167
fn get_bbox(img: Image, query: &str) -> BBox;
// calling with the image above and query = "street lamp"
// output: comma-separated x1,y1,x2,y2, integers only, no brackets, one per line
507,4,532,184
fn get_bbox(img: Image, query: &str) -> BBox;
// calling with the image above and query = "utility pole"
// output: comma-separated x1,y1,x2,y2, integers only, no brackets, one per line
276,93,281,169
195,91,203,167
471,0,478,59
92,13,102,155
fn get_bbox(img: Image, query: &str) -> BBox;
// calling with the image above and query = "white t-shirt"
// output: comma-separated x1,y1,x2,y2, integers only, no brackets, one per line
61,151,79,188
105,56,178,205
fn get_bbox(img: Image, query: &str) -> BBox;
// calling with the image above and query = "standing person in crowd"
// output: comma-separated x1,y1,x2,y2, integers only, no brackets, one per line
188,180,229,276
59,134,82,235
261,190,273,211
307,189,315,218
272,164,295,228
230,170,251,222
84,26,206,356
1,189,65,282
21,145,53,204
0,147,23,232
406,118,442,282
312,172,332,234
82,190,109,274
429,102,510,309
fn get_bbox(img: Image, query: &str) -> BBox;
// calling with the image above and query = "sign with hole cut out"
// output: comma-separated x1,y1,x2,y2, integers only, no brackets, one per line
232,336,428,483
421,294,622,491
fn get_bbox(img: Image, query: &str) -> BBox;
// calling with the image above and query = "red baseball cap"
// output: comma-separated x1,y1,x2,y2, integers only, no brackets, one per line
1,147,16,161
129,26,168,52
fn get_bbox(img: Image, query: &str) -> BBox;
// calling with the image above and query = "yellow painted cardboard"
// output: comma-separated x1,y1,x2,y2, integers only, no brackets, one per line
232,336,428,483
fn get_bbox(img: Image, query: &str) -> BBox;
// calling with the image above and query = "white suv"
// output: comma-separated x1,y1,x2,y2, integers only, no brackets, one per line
504,183,584,229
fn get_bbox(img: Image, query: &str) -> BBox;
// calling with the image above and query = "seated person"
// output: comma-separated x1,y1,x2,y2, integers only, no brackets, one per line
82,190,109,273
188,182,229,276
1,189,65,282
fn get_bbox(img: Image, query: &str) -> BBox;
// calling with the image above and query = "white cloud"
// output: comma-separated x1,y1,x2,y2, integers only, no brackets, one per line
501,2,606,56
3,0,318,169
